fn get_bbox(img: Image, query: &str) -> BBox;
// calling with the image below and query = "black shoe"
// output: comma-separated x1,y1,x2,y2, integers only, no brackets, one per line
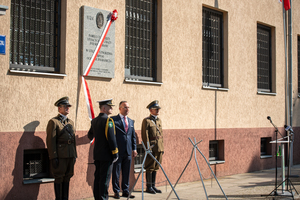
113,193,120,199
146,187,156,194
122,192,135,198
152,186,161,193
152,186,162,193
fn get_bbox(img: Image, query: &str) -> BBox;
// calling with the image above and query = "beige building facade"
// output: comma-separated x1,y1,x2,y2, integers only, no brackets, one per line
0,0,300,199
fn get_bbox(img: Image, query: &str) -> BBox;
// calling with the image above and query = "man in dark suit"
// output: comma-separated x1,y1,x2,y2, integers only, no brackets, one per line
88,99,119,200
111,101,137,199
46,96,77,200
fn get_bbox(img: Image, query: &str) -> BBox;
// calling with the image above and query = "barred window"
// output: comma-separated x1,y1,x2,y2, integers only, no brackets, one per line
257,24,272,92
10,0,61,73
298,36,300,94
209,141,218,161
134,144,145,172
260,138,267,155
209,140,224,163
202,7,223,87
125,0,157,82
23,149,51,180
260,137,272,158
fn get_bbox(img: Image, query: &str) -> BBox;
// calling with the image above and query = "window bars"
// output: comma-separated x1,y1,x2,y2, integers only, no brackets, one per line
202,7,223,87
298,36,300,94
10,0,60,72
257,24,272,92
125,0,156,81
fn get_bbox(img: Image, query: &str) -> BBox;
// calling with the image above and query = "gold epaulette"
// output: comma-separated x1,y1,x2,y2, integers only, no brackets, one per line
105,118,116,140
112,148,119,154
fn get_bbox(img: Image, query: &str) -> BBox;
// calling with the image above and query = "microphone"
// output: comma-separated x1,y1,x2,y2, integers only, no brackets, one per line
284,125,294,133
267,116,272,121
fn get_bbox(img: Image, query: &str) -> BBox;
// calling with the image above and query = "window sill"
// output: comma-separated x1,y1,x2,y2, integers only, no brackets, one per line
209,160,225,165
202,86,229,91
125,79,163,85
257,91,277,96
260,155,273,159
23,178,54,185
9,69,67,77
0,5,9,15
134,168,146,173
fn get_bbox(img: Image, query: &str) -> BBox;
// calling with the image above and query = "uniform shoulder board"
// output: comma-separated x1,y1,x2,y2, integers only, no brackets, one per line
105,118,116,139
108,118,114,128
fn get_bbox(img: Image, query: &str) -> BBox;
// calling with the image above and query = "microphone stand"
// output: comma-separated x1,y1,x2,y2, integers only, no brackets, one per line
264,117,283,197
263,118,298,199
274,129,298,198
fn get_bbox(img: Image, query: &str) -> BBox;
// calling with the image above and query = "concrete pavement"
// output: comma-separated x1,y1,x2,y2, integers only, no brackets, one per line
80,165,300,200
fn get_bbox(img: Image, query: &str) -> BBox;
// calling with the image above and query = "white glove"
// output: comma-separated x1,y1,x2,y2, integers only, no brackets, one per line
113,156,118,163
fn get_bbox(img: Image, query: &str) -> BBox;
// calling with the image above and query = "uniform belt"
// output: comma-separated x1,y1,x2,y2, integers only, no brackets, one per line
58,139,74,144
150,136,163,140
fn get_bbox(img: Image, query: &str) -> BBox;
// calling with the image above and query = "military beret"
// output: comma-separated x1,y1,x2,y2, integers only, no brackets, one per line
54,96,72,107
147,100,161,109
97,98,115,106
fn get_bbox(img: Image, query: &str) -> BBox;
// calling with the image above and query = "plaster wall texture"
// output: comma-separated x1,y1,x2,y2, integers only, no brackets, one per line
0,0,299,133
0,0,300,199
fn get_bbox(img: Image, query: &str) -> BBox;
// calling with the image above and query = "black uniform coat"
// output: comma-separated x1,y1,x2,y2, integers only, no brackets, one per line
88,113,118,161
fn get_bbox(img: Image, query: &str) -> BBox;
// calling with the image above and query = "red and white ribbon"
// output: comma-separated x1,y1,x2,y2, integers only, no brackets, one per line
82,76,95,121
82,9,118,145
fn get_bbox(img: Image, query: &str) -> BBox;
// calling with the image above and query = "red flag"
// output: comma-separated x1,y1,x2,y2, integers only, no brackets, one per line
280,0,291,10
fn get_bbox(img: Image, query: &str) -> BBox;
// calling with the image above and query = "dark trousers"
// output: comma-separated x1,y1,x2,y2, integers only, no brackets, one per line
112,154,132,193
94,160,113,200
51,158,75,183
145,151,163,172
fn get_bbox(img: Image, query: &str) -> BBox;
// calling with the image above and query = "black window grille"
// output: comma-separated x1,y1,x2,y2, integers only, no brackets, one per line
260,137,271,156
23,149,50,179
257,24,272,92
209,141,218,161
260,138,267,155
298,36,300,94
202,7,223,87
10,0,61,73
134,144,145,169
125,0,157,81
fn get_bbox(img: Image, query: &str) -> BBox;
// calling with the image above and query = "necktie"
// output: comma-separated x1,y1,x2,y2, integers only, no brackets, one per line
124,116,128,133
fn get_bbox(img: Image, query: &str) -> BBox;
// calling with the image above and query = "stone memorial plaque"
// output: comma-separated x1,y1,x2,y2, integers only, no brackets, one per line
81,6,115,78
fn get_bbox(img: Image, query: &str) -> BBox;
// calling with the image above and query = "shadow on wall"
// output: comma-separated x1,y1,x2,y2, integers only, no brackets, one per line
129,131,140,190
4,121,44,200
76,134,95,192
246,128,288,173
247,138,275,173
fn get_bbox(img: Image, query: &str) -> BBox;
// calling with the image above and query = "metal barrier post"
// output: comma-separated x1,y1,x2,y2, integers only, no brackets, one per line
167,137,228,200
127,141,180,200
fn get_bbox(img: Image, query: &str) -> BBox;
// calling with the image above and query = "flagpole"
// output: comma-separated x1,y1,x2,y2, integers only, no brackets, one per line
283,0,288,191
283,1,288,129
287,0,293,168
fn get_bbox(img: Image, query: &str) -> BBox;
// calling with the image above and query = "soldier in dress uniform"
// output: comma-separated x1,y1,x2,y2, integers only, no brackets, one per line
88,99,119,200
141,100,164,194
46,96,77,200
